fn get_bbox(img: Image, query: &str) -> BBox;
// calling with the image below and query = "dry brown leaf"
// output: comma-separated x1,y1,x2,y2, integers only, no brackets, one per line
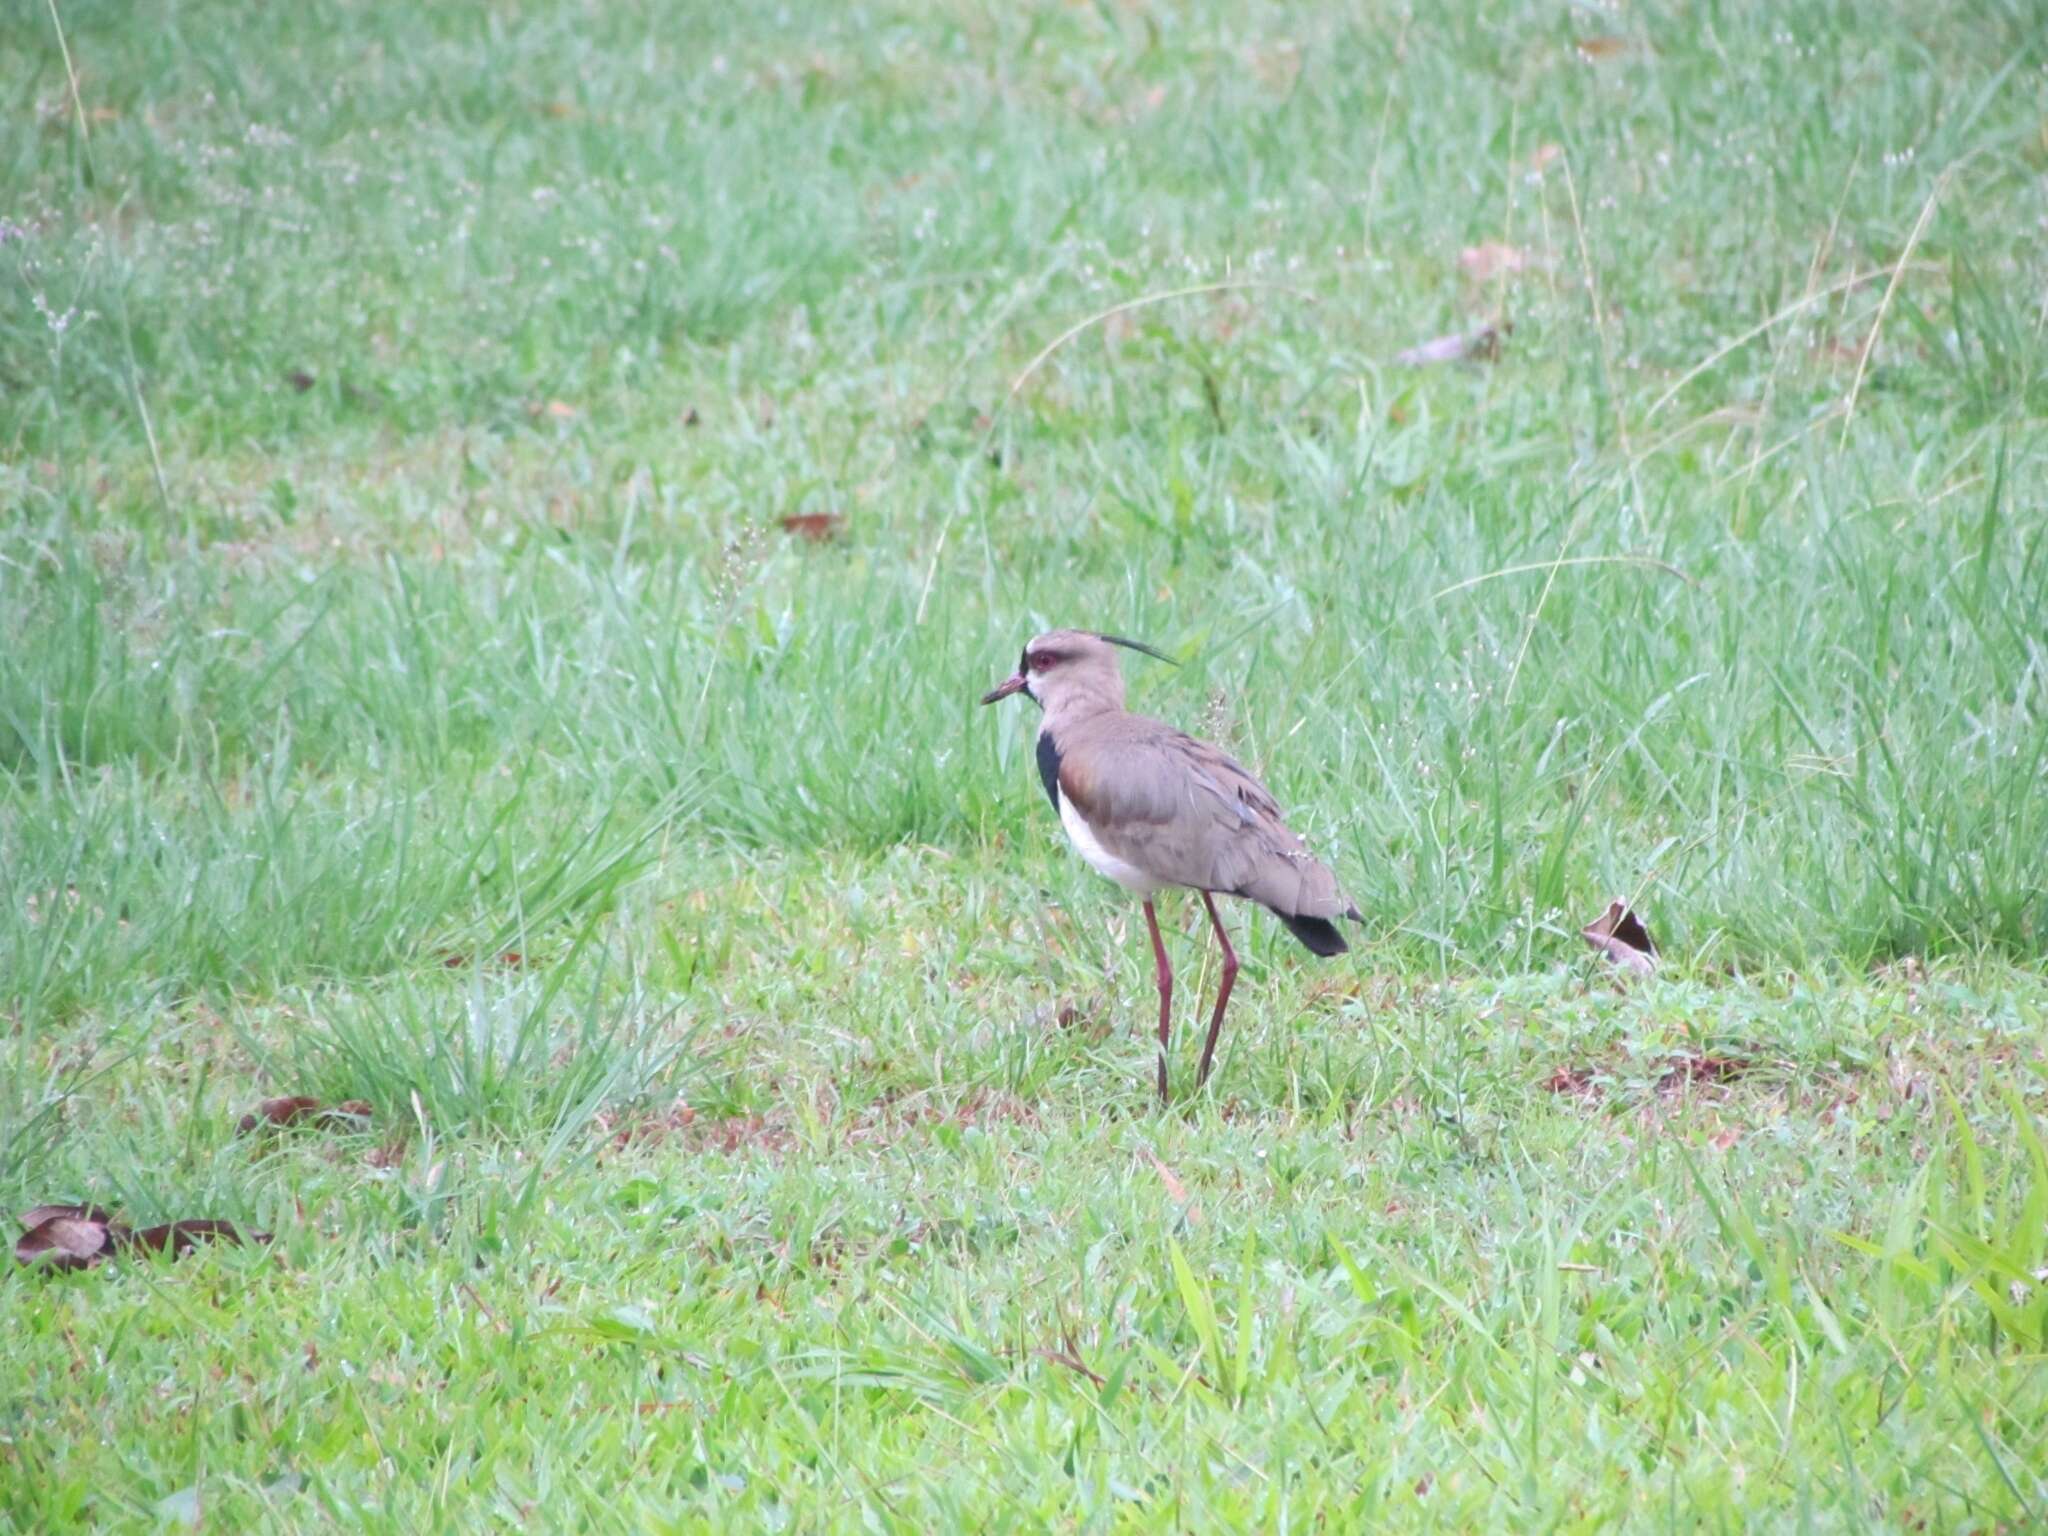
238,1096,373,1135
545,400,578,419
238,1096,325,1134
1580,899,1658,977
1146,1149,1188,1202
20,1202,113,1229
124,1220,272,1258
778,512,844,542
18,1200,275,1270
1575,36,1627,60
1145,1149,1202,1223
1396,324,1505,366
16,1213,120,1271
1710,1126,1742,1151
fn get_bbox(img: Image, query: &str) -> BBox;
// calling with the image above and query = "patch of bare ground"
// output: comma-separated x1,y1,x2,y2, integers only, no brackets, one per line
1540,1049,1764,1107
1536,1030,2038,1133
841,1086,1037,1145
600,1102,795,1158
1656,1052,1757,1098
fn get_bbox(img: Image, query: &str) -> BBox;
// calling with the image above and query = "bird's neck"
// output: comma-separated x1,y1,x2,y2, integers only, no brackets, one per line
1041,694,1125,738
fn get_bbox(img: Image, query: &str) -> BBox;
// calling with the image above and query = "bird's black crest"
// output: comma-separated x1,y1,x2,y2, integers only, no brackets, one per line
1035,731,1062,813
1095,633,1178,667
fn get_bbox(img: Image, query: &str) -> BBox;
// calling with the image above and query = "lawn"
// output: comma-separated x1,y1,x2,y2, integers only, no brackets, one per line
4,0,2047,1527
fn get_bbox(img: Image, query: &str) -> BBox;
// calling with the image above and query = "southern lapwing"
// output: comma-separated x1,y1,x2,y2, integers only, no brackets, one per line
983,629,1360,1102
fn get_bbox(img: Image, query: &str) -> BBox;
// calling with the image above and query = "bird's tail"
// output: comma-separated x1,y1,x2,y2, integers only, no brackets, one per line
1269,908,1350,957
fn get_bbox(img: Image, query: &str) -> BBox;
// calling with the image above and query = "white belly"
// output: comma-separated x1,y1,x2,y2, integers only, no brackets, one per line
1058,789,1163,894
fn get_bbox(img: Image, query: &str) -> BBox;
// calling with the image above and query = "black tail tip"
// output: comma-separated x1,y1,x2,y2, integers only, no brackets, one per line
1273,910,1349,957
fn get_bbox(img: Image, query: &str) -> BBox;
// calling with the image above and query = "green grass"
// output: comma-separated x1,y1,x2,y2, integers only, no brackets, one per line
4,0,2047,1526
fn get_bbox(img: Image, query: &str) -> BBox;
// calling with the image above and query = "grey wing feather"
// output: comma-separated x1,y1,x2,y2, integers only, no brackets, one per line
1058,719,1358,921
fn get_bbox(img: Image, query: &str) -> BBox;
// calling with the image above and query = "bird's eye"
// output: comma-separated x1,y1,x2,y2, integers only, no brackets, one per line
1027,650,1056,672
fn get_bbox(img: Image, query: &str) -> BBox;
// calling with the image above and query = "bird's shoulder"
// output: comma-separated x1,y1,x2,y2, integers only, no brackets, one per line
1054,712,1283,826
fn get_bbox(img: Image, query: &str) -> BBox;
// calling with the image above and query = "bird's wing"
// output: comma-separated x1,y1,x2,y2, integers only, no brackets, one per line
1056,716,1358,920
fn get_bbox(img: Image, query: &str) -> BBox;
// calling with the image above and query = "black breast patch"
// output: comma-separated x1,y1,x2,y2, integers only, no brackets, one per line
1035,731,1062,813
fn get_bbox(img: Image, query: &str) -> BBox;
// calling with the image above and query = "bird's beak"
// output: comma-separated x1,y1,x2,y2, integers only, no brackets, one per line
980,672,1026,705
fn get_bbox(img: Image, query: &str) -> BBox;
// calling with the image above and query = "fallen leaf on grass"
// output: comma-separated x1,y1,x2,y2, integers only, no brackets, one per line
1575,36,1628,60
1396,324,1506,366
778,512,844,542
1146,1150,1188,1202
237,1096,373,1135
1145,1149,1202,1224
238,1095,323,1132
1458,243,1538,282
1709,1126,1742,1151
16,1204,272,1271
1580,899,1658,977
126,1220,272,1258
19,1202,113,1228
15,1212,119,1271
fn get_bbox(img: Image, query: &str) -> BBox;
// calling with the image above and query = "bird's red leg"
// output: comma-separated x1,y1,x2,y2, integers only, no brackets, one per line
1195,891,1238,1090
1142,899,1173,1104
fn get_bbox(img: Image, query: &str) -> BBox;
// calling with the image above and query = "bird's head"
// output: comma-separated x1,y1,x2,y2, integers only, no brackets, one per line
980,629,1175,719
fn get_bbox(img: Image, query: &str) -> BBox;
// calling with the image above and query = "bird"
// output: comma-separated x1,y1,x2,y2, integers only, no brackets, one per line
982,629,1360,1102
